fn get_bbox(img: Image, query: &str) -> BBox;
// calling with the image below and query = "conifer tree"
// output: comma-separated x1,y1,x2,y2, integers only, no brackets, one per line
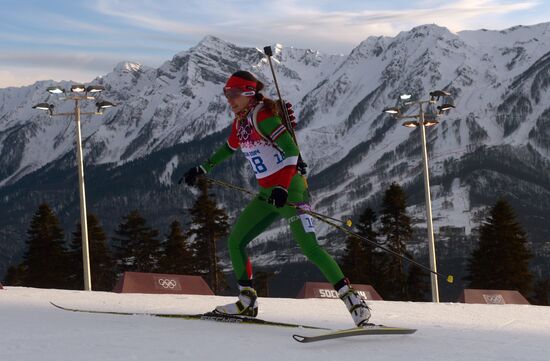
341,235,370,283
340,207,382,286
21,203,72,289
113,210,161,274
3,265,25,286
379,183,413,300
530,278,550,306
158,220,195,275
68,214,116,291
406,263,430,301
187,178,229,294
467,198,533,296
254,270,276,297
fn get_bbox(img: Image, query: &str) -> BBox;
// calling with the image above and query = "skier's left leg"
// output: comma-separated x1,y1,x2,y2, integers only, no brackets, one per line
214,195,279,317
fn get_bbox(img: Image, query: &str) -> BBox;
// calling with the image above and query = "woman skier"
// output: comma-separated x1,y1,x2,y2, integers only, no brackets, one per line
182,70,371,327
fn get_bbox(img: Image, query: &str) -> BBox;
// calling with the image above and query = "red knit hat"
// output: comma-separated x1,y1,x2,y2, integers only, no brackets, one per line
224,75,257,97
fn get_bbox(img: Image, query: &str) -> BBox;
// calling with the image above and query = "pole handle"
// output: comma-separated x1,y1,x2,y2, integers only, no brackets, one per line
263,46,273,57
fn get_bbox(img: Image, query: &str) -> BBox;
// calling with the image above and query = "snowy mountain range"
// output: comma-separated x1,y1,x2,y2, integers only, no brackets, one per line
1,23,550,291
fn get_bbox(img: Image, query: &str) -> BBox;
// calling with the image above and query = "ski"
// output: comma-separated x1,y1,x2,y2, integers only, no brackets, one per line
50,302,415,341
292,324,417,343
49,302,328,330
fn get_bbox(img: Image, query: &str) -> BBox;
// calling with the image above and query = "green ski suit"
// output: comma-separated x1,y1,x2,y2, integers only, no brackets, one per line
200,102,345,285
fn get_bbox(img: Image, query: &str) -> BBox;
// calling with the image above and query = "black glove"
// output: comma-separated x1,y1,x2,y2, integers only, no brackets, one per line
297,155,308,175
268,186,288,208
277,100,296,128
286,102,297,129
179,166,205,187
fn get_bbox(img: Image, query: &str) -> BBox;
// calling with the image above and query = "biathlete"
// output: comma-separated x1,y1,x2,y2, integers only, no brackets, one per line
183,70,371,327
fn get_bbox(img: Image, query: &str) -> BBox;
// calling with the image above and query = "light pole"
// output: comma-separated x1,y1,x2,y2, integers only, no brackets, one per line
383,91,455,303
33,84,116,291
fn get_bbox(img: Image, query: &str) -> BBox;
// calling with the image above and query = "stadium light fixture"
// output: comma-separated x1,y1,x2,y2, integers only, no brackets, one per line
437,104,455,114
96,101,115,113
71,84,86,93
423,119,440,127
402,121,419,128
383,107,400,115
86,85,105,93
47,86,65,94
32,103,55,115
429,90,451,100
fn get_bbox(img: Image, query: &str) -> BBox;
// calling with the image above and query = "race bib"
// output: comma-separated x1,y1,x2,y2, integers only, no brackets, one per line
294,202,316,233
299,213,315,233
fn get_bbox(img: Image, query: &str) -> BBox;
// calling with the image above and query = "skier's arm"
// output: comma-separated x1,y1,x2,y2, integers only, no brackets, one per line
257,114,299,190
200,143,235,173
257,115,300,161
200,118,240,173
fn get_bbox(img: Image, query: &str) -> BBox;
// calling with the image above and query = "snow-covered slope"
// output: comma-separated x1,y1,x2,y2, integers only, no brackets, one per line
1,287,549,361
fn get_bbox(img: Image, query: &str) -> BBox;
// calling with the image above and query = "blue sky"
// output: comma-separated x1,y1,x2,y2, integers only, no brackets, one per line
0,0,548,88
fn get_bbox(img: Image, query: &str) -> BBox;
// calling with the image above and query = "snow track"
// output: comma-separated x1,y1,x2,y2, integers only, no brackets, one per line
1,287,549,361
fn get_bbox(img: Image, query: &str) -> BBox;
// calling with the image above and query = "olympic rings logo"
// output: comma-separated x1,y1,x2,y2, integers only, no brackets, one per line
157,278,178,289
237,123,252,141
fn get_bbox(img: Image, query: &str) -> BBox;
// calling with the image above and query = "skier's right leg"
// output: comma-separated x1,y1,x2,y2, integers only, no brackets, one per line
214,196,279,317
285,210,372,326
334,279,372,327
281,175,372,326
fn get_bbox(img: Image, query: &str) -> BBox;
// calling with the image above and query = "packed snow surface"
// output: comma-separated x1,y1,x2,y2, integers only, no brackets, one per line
1,287,549,361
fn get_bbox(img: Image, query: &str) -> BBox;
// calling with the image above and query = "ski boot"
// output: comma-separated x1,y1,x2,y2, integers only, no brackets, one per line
338,284,371,327
214,285,258,317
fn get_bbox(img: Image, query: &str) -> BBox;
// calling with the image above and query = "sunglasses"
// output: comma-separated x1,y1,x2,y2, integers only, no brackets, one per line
223,87,256,99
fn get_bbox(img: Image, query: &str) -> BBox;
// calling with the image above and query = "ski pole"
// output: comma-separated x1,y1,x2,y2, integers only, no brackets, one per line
203,176,352,227
263,46,308,177
263,46,297,142
303,208,454,284
203,176,454,284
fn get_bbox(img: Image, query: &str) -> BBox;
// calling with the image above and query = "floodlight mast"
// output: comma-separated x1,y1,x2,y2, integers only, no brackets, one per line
382,90,454,303
32,84,116,291
418,100,439,303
